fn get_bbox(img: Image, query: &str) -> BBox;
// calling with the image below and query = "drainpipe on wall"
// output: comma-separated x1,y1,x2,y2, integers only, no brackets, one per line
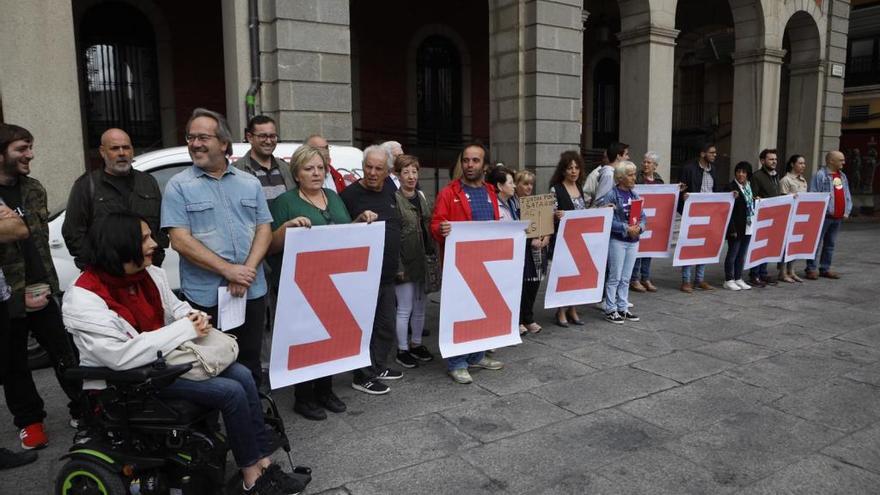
245,0,260,123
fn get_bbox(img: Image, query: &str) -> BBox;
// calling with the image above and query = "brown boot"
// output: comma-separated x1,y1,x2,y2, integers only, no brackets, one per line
643,280,658,292
630,280,647,293
697,281,715,291
680,282,693,293
804,270,819,280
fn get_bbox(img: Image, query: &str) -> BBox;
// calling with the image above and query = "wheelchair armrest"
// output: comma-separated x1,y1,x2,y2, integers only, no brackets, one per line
65,361,193,385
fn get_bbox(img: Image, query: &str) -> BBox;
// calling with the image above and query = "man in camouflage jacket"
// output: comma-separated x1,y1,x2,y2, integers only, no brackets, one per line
0,124,81,449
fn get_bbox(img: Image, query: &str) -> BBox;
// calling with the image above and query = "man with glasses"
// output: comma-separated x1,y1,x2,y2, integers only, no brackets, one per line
233,115,294,208
161,108,274,388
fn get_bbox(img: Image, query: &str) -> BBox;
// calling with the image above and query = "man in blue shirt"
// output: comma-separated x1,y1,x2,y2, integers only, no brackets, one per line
162,108,273,387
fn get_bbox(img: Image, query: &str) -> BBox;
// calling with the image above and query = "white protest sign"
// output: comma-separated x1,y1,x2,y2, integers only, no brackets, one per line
544,208,613,308
784,192,830,262
743,195,796,270
269,222,385,389
673,193,734,267
438,221,528,358
632,184,680,258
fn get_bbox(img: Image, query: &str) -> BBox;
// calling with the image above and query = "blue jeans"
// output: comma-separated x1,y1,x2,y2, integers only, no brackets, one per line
806,218,842,273
681,264,705,283
630,258,652,282
159,363,269,468
605,238,638,314
724,235,751,281
447,352,486,371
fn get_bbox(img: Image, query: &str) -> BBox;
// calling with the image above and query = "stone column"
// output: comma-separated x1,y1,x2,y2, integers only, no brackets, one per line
259,0,353,144
221,0,251,141
820,0,850,169
489,0,584,192
730,48,786,174
785,60,825,170
0,0,84,204
617,25,679,182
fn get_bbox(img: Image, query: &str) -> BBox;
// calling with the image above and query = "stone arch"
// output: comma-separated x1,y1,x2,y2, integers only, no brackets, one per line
779,9,825,172
775,0,828,56
74,0,176,148
406,24,473,139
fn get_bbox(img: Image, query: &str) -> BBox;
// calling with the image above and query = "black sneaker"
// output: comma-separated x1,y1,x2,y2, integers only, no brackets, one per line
264,463,307,495
376,368,403,380
622,311,640,322
293,400,326,421
395,350,418,369
351,379,390,395
408,345,434,362
605,312,624,324
243,469,285,495
316,391,346,413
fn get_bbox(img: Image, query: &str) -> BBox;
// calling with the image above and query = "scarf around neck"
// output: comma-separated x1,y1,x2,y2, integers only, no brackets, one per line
76,267,165,333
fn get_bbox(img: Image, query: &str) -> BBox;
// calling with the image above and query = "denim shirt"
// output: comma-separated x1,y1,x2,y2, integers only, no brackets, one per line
597,186,647,242
161,164,273,306
809,166,852,218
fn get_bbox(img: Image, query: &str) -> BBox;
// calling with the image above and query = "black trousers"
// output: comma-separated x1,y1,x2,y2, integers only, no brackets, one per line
188,296,266,389
2,299,82,428
294,377,334,403
520,280,540,325
353,282,397,382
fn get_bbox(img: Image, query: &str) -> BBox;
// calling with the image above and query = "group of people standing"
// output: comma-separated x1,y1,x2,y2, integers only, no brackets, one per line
0,108,853,491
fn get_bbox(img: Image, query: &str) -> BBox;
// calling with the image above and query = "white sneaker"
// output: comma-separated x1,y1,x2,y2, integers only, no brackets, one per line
723,280,741,291
735,279,752,290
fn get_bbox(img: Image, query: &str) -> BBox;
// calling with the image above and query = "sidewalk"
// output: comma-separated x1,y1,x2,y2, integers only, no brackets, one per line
2,223,879,494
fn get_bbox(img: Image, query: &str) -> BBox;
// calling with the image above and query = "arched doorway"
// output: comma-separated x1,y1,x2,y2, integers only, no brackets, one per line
416,35,463,146
778,11,823,174
79,2,161,151
672,0,735,179
592,58,620,151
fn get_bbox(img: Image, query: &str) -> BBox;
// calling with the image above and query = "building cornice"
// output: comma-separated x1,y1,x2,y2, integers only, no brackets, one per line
616,25,680,48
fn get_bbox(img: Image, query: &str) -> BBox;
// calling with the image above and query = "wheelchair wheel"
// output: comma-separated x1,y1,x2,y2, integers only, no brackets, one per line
55,459,127,495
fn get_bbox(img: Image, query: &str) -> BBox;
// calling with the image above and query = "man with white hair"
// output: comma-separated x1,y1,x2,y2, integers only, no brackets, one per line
340,145,403,395
381,141,404,190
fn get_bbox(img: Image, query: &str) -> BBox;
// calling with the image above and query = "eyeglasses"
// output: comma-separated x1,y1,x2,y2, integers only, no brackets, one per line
252,133,278,141
185,133,218,143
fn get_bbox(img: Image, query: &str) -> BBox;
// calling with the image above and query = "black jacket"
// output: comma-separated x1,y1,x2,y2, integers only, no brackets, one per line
725,180,750,238
677,160,722,213
750,167,780,199
62,169,167,268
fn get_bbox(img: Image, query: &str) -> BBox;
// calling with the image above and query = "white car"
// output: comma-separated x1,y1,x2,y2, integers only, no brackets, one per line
49,142,364,293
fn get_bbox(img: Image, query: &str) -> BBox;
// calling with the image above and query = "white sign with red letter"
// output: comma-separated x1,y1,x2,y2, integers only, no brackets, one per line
673,193,735,266
743,195,796,269
784,192,830,262
633,184,680,257
438,221,528,358
269,223,386,389
544,208,613,309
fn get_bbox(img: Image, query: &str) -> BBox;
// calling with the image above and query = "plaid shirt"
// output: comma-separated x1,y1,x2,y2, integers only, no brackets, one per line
700,164,714,193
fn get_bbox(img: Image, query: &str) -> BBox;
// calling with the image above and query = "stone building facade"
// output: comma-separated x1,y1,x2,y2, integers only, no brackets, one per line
0,0,851,202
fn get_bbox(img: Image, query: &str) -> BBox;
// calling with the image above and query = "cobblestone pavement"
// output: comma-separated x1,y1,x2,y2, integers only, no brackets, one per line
3,222,880,494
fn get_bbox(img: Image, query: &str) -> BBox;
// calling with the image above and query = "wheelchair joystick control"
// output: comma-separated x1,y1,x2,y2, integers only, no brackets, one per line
154,351,167,370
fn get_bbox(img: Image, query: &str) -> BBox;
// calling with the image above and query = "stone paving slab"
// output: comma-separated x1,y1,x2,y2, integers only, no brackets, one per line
843,361,880,386
343,455,506,495
619,374,782,435
723,349,861,393
631,350,734,383
735,454,880,495
691,339,780,365
592,326,705,358
772,377,880,433
835,323,880,347
562,341,645,369
802,338,880,365
663,406,845,488
735,323,838,351
821,422,880,475
531,367,678,415
439,392,574,443
593,447,738,495
467,355,596,396
460,409,672,494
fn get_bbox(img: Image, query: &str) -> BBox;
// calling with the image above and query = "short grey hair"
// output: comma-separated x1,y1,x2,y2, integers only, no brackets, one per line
644,151,660,164
614,160,637,182
381,141,403,170
186,108,233,150
363,145,389,168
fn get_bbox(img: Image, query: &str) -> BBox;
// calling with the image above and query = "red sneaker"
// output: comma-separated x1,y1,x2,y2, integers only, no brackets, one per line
19,423,48,450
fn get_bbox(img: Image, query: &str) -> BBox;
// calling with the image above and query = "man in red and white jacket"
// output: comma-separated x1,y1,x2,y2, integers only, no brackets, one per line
306,134,348,192
430,143,503,385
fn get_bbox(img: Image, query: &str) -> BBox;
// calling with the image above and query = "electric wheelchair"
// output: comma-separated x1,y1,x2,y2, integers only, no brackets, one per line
54,352,311,494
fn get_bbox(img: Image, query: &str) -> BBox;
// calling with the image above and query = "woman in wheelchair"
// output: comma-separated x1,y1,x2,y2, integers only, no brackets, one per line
61,212,300,494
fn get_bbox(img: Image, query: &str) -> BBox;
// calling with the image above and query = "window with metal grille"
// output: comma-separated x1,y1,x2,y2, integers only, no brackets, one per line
417,36,463,146
848,104,870,121
80,3,161,149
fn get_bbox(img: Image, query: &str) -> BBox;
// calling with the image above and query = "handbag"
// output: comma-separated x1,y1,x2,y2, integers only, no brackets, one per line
423,252,442,294
164,327,239,381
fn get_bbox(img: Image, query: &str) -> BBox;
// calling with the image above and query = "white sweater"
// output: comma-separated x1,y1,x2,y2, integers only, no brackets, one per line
62,266,197,389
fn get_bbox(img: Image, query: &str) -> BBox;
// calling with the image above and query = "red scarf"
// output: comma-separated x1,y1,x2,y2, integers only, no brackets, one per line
76,268,165,333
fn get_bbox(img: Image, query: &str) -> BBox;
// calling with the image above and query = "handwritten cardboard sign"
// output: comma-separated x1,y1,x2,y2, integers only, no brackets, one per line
520,194,556,238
